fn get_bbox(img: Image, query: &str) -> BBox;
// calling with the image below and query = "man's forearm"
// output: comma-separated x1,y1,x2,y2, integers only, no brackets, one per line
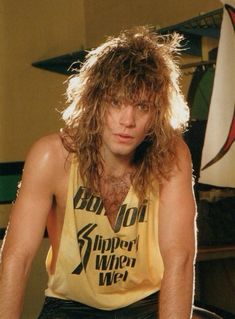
159,259,195,319
0,258,31,319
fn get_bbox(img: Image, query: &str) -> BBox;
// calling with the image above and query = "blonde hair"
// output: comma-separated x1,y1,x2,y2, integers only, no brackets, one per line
61,26,189,201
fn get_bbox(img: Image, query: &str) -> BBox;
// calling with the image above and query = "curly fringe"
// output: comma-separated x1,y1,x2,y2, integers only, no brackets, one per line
61,26,189,201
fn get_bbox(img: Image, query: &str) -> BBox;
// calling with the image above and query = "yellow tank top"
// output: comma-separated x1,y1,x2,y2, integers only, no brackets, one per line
45,160,164,310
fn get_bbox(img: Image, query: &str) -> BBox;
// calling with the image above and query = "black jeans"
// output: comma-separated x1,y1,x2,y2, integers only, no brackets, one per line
37,294,223,319
37,292,159,319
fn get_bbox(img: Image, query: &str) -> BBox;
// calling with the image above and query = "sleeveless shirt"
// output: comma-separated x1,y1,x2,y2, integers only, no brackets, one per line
45,159,164,310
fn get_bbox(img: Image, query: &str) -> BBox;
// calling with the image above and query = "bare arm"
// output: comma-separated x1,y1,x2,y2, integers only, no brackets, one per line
158,139,197,319
0,135,63,319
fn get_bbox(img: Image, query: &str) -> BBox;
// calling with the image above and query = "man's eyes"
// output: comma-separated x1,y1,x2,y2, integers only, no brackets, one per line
111,99,121,107
109,99,150,112
136,103,150,112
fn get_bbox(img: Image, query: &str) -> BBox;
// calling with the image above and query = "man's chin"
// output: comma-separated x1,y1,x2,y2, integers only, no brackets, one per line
113,148,135,159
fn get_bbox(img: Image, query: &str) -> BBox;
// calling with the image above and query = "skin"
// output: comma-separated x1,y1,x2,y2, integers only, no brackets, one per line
159,141,196,318
0,98,197,319
101,98,152,166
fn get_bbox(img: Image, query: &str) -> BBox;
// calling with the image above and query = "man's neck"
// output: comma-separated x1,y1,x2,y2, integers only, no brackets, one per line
100,148,134,178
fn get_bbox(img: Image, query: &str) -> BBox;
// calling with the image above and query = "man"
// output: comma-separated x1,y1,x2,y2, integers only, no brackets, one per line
0,27,222,319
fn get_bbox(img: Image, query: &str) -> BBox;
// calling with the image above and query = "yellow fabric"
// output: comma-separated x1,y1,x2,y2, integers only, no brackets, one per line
45,160,164,310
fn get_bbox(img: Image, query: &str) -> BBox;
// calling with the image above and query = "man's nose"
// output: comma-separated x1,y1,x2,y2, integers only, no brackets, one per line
119,105,136,127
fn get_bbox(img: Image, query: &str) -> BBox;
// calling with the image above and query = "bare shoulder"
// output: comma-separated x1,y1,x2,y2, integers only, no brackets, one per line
175,137,191,165
25,133,69,167
22,133,71,188
27,133,66,156
160,137,193,195
170,137,192,177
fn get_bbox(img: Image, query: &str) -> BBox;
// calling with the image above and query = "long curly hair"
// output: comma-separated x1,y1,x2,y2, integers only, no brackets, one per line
61,26,189,201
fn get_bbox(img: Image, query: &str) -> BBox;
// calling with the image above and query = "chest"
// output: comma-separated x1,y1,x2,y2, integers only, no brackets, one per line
99,175,131,228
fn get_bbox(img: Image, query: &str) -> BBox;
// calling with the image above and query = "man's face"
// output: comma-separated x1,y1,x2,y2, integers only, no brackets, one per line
101,96,153,162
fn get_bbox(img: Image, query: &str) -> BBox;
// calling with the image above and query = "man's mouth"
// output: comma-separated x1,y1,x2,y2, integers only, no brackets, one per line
114,133,134,142
118,133,133,138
